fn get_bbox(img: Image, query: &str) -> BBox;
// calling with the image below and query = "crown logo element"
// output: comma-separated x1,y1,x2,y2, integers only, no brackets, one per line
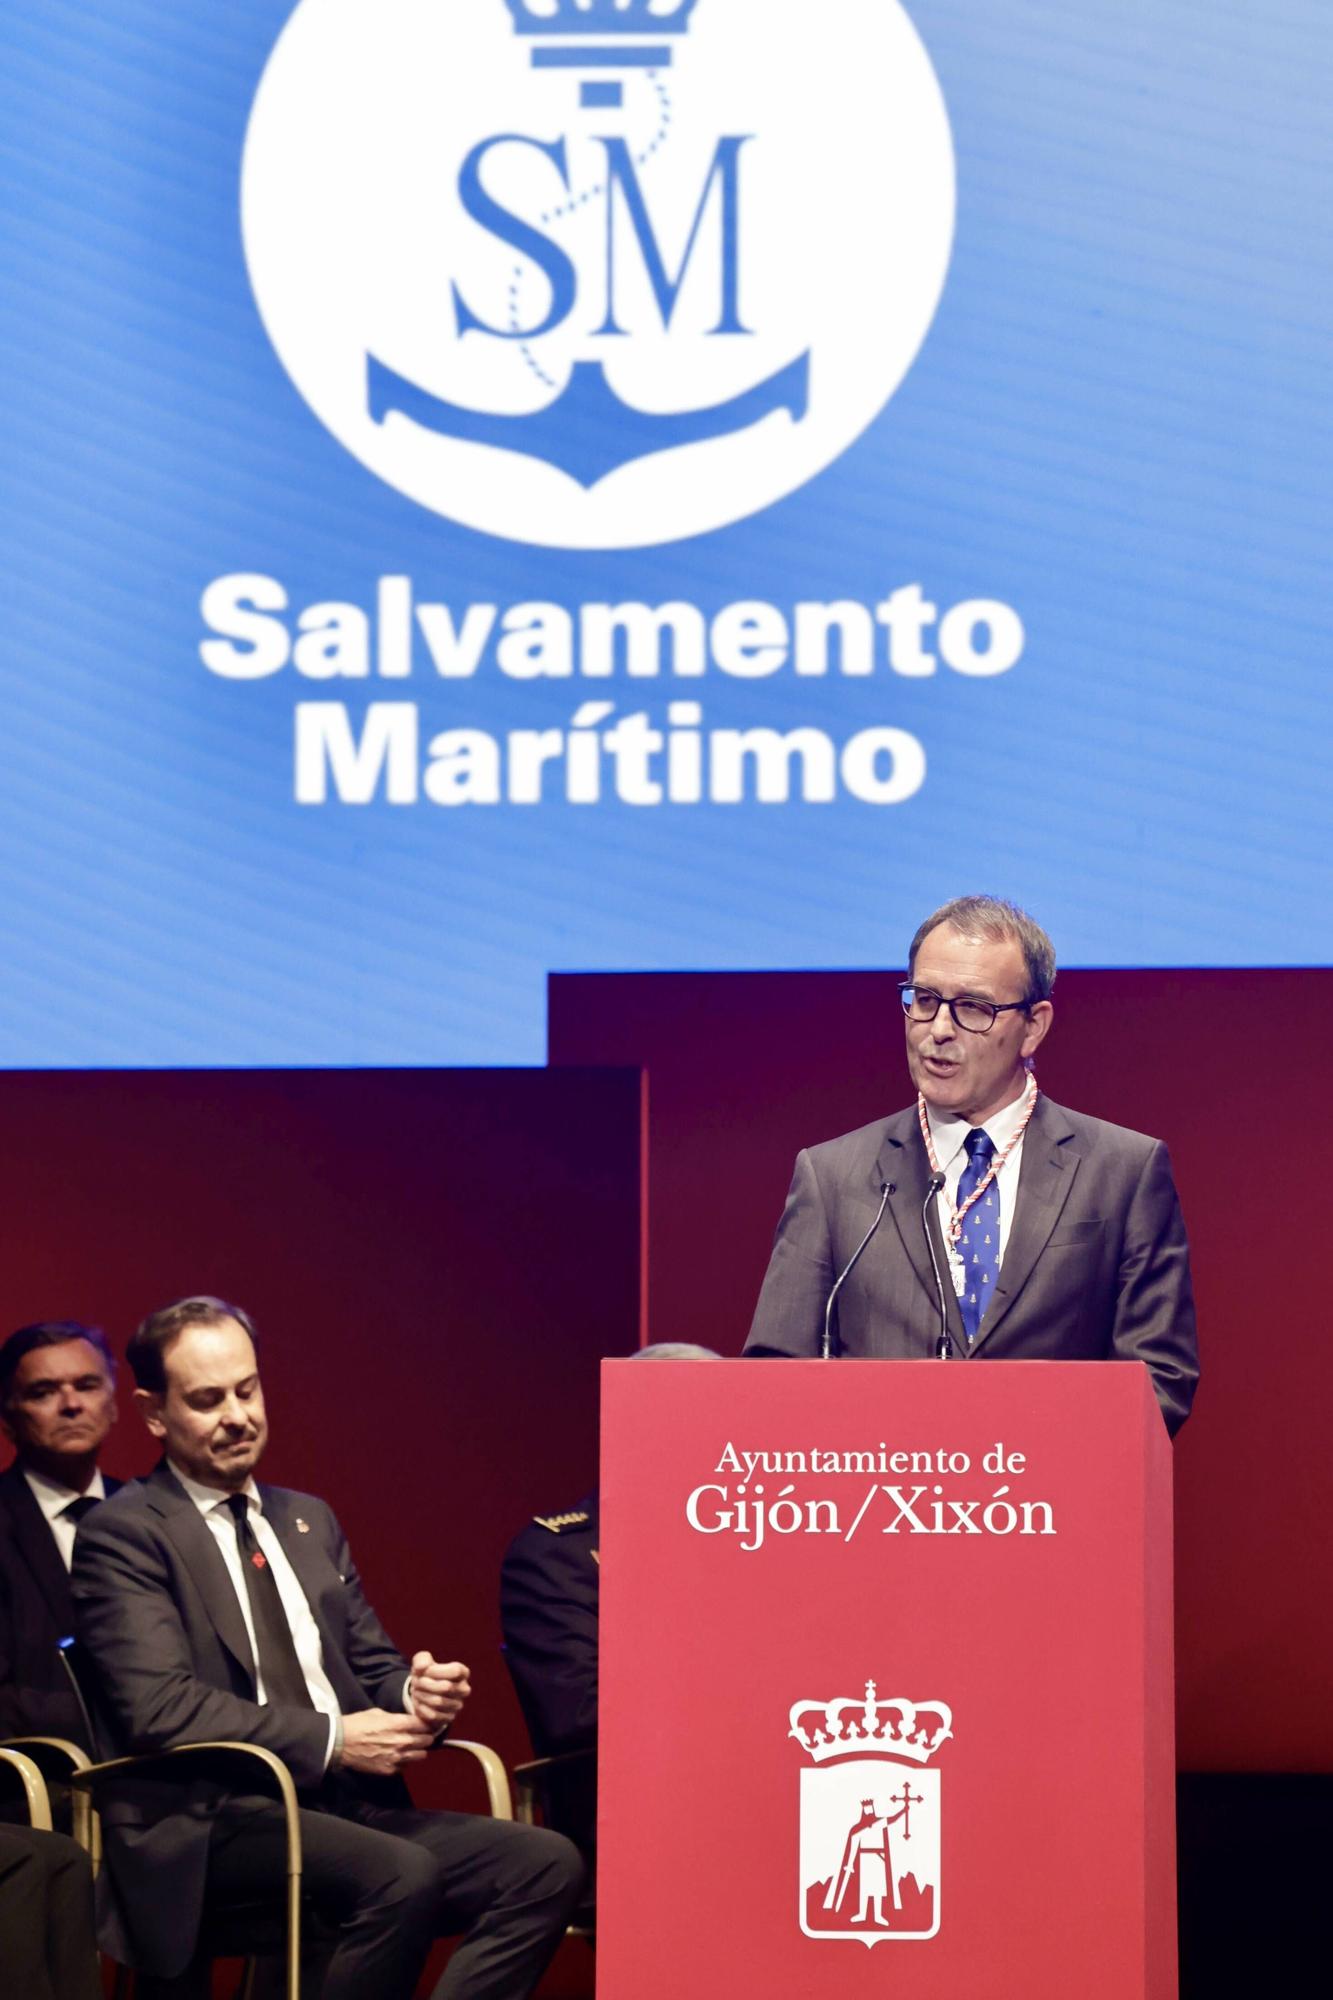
504,0,699,34
505,0,698,77
789,1681,954,1767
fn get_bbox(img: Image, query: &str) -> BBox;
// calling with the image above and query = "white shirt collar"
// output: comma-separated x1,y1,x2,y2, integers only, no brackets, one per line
167,1459,262,1518
925,1078,1035,1169
22,1465,107,1523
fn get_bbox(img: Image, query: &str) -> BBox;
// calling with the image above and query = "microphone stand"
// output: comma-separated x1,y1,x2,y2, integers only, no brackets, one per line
922,1171,954,1359
821,1180,895,1359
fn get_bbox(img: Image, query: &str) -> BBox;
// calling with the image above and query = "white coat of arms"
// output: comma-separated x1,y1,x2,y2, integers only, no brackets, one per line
789,1679,952,1944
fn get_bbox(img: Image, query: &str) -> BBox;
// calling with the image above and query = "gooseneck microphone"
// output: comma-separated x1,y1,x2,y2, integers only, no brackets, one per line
922,1170,954,1359
821,1180,894,1359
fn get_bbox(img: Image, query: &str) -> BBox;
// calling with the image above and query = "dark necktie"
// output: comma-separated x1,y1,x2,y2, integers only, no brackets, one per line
62,1495,100,1526
225,1494,314,1708
956,1129,999,1346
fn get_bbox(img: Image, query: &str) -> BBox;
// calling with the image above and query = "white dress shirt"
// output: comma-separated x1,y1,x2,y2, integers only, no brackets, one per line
23,1466,108,1569
926,1081,1034,1296
167,1460,341,1766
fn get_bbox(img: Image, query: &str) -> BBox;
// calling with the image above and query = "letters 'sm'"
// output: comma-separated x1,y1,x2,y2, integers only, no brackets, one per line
596,135,753,336
452,135,577,340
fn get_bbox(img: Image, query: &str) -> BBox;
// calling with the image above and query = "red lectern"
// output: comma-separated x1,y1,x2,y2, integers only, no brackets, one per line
599,1359,1176,2000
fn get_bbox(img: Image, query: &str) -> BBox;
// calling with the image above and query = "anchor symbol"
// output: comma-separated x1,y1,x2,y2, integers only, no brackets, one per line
367,350,810,488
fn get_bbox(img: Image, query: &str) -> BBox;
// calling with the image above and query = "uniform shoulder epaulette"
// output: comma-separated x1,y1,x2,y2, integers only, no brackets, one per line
533,1509,591,1534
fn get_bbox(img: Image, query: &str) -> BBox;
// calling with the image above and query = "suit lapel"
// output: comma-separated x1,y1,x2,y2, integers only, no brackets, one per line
0,1468,75,1629
878,1112,967,1347
974,1095,1080,1351
146,1462,257,1687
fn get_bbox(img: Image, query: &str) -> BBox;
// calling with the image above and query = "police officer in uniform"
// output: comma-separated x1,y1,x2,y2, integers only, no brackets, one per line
500,1342,721,1884
500,1495,599,1873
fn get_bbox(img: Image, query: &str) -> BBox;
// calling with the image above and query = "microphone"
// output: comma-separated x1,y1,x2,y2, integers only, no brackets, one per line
821,1180,894,1360
922,1171,954,1359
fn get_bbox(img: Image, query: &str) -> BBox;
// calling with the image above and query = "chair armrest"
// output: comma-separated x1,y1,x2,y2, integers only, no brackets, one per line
70,1741,303,1873
514,1748,596,1779
439,1738,513,1820
511,1747,596,1826
0,1746,53,1829
0,1734,92,1776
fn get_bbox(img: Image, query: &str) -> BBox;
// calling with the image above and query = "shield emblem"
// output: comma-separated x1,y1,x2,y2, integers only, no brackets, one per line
789,1680,950,1947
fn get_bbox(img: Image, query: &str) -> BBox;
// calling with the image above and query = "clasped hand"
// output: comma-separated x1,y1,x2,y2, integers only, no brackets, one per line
407,1651,471,1731
339,1708,434,1775
337,1655,470,1772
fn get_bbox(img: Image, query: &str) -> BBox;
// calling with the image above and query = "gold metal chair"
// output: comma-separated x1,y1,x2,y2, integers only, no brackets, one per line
441,1737,514,1819
58,1642,515,1998
0,1743,55,1829
0,1728,90,1832
512,1747,593,1825
58,1640,305,1997
67,1739,516,1998
69,1740,304,2000
1,1736,105,1996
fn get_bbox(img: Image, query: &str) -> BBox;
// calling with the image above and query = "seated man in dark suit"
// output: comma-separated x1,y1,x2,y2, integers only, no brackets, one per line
73,1296,583,2000
1,1321,121,1748
745,895,1199,1434
0,1821,101,2000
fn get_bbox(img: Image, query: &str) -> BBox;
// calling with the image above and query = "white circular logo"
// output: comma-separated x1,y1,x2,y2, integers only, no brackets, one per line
242,0,954,550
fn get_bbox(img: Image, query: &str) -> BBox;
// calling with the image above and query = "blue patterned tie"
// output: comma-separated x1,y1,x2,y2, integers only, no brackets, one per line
956,1129,999,1346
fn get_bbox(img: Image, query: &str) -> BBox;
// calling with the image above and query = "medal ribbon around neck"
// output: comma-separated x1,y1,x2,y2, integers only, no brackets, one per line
918,1073,1039,1244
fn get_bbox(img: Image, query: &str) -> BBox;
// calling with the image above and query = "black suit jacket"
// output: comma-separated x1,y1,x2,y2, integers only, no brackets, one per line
71,1460,413,1975
744,1094,1199,1435
500,1493,599,1868
0,1462,121,1745
500,1495,599,1759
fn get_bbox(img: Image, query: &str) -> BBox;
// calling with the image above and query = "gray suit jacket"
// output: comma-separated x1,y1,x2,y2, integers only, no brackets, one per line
744,1094,1198,1435
71,1460,413,1975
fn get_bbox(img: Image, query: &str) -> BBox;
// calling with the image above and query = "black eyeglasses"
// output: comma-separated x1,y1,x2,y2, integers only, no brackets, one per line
897,983,1032,1035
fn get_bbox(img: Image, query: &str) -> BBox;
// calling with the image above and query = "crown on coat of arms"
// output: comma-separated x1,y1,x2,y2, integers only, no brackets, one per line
504,0,699,35
789,1681,954,1766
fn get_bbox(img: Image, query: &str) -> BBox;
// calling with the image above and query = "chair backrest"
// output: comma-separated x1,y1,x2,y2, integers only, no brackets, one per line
58,1637,109,1759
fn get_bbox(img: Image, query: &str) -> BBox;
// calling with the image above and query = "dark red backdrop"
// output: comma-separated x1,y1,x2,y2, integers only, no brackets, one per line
550,967,1333,1774
3,978,1327,1801
0,1065,640,1802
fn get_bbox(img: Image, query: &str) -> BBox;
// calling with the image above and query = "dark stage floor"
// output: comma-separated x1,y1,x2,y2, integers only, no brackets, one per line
1178,1775,1329,1998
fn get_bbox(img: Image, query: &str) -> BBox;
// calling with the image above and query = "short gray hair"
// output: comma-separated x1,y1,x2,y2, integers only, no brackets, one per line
907,896,1056,1003
632,1343,723,1361
0,1321,116,1410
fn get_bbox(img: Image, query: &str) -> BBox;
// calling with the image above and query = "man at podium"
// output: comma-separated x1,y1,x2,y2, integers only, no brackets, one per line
744,894,1198,1434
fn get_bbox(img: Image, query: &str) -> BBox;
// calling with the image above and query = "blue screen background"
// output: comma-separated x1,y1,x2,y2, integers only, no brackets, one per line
3,1,1330,1065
